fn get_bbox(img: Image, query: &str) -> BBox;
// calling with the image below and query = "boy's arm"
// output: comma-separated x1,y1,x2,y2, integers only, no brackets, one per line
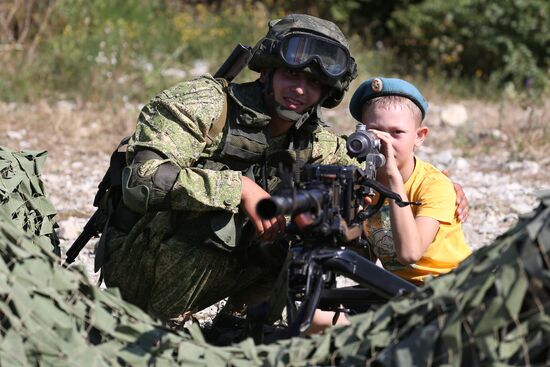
369,128,440,264
387,179,440,264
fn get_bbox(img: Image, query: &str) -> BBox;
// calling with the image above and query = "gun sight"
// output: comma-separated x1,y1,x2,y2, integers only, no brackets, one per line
346,124,386,168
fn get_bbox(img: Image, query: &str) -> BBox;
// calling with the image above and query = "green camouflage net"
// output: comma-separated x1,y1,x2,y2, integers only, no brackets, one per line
0,146,59,253
0,207,290,366
0,147,549,366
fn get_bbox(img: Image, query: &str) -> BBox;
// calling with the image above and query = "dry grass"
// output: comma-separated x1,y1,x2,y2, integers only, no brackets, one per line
0,101,139,221
0,101,136,156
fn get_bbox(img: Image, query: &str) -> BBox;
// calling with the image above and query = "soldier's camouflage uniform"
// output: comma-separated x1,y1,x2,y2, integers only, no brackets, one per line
102,74,357,320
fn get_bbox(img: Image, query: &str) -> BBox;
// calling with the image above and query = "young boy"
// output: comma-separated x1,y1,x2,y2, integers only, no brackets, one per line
348,77,472,284
309,77,471,334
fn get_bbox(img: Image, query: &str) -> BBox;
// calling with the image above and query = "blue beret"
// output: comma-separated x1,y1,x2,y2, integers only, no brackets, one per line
349,77,429,122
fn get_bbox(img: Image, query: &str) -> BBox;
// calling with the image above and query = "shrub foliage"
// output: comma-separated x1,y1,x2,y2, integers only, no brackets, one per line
0,0,548,101
388,0,550,94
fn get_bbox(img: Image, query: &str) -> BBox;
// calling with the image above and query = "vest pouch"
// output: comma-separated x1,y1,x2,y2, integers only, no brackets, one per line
222,128,268,163
121,166,150,214
209,210,247,249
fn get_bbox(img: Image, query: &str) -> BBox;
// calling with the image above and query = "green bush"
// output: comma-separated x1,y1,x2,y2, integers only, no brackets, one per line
2,0,549,101
269,0,550,97
0,0,275,102
387,0,550,94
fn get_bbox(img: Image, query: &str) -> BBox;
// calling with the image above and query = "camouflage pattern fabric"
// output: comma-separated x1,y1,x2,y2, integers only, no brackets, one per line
1,148,549,365
126,75,354,212
307,189,550,365
0,146,59,253
102,75,356,320
128,75,241,212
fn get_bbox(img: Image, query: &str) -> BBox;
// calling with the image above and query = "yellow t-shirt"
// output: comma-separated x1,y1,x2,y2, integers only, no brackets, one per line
364,158,472,284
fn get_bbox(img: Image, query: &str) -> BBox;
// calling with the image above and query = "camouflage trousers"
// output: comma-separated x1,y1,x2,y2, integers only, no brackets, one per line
101,216,287,321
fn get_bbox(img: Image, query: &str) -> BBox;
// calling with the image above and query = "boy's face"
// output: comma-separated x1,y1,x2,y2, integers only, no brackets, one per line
362,103,428,172
270,68,324,114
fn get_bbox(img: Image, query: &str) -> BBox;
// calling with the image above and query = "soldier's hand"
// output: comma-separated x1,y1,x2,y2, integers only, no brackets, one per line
241,176,286,242
442,169,469,223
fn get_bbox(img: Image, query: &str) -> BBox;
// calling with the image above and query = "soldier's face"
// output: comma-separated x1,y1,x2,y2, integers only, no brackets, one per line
271,68,323,113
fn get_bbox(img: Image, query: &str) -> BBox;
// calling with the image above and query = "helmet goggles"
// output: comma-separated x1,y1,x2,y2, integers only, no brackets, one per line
278,33,350,78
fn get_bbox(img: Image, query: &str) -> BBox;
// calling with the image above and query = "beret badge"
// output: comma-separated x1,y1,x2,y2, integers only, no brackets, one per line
372,78,383,93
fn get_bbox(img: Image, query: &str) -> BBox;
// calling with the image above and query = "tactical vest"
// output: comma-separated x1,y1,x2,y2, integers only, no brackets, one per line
184,80,322,252
198,80,318,192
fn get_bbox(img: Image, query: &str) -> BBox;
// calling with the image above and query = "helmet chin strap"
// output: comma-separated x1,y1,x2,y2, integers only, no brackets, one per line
261,70,329,128
274,105,303,123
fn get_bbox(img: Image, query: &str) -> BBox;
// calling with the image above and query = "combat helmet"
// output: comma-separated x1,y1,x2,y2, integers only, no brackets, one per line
249,14,357,109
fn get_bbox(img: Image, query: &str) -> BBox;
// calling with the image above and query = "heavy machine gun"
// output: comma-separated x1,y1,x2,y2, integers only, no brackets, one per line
256,124,418,336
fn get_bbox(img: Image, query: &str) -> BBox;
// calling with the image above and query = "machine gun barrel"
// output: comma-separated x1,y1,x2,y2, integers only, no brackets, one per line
213,44,252,82
65,209,103,265
257,189,326,220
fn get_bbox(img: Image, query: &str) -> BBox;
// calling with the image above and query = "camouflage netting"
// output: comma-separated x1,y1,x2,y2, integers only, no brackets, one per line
0,147,59,254
0,147,266,366
0,147,549,366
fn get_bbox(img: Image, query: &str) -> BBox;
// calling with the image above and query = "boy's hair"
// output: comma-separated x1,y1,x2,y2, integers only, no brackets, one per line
362,95,423,126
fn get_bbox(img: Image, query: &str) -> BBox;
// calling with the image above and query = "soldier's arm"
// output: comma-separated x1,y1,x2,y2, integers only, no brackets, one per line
441,169,469,223
122,76,241,214
240,176,286,242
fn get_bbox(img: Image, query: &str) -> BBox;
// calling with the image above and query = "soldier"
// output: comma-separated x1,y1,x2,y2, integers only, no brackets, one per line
99,14,468,327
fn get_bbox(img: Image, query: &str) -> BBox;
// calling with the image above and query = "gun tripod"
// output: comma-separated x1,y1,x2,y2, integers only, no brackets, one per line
286,244,416,336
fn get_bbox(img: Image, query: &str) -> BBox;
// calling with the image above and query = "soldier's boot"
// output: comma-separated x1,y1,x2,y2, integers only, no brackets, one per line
202,307,249,346
202,300,287,345
245,301,288,344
